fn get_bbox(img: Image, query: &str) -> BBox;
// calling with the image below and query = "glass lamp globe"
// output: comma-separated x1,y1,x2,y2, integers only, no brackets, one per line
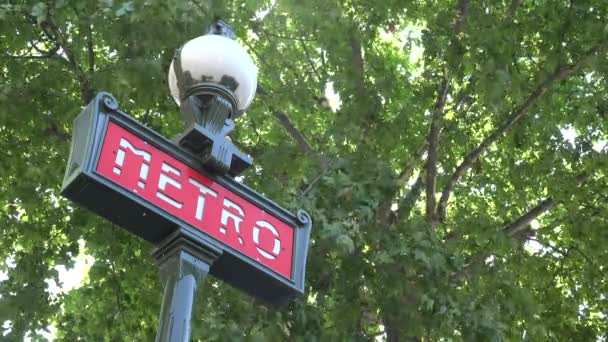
168,34,258,115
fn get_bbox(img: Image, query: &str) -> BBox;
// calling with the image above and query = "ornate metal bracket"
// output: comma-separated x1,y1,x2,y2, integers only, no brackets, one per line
175,83,253,177
172,21,253,177
208,19,235,38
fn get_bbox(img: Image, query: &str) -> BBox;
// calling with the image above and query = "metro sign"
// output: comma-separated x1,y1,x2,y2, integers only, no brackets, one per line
99,121,295,278
62,93,312,304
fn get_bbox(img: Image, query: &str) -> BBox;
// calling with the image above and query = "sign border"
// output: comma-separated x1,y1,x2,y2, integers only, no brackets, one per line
95,119,298,279
61,92,312,304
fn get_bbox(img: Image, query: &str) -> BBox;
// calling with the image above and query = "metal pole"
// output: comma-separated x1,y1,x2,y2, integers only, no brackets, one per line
153,229,221,342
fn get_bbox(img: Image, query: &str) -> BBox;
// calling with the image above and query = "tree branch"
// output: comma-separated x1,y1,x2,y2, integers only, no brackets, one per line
256,27,317,42
367,329,387,338
502,198,556,237
86,24,95,73
527,237,568,257
108,258,124,315
377,141,427,222
454,0,470,34
298,165,333,199
45,122,70,142
396,175,425,222
273,110,328,168
5,40,62,61
508,0,523,18
43,20,82,77
299,39,323,84
41,7,94,103
569,244,595,266
398,141,428,187
454,168,594,282
109,226,124,316
350,31,365,86
422,0,470,224
436,44,604,221
425,78,450,224
5,52,56,60
273,111,313,154
256,79,329,168
503,171,592,237
70,0,94,74
453,198,557,280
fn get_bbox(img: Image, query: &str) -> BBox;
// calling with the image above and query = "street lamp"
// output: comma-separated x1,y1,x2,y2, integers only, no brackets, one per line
61,18,312,342
156,20,258,342
168,20,257,177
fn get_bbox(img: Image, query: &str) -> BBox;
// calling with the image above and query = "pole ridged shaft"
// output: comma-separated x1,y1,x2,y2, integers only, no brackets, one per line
156,251,209,342
153,229,221,342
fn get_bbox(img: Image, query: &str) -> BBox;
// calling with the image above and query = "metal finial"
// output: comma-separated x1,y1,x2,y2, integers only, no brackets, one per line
208,19,235,39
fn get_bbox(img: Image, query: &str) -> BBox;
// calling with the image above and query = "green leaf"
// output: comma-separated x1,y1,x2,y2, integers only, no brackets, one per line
31,2,47,24
2,0,608,340
115,1,134,17
336,234,355,255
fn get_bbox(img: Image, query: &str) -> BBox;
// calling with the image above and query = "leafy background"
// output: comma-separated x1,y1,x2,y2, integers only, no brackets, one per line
1,0,607,340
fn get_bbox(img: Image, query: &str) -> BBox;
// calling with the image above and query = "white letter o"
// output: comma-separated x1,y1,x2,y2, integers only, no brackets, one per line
253,220,281,260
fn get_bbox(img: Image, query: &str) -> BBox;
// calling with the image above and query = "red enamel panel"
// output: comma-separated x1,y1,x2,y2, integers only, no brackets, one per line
96,121,294,279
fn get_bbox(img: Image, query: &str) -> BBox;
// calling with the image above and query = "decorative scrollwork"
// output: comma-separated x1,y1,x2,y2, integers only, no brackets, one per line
296,209,311,226
100,92,119,112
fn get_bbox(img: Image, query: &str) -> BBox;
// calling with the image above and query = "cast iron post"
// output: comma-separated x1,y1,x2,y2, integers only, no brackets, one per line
153,229,221,342
155,19,243,341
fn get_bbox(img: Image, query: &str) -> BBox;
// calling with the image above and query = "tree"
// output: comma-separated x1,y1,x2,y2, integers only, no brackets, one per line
1,0,607,340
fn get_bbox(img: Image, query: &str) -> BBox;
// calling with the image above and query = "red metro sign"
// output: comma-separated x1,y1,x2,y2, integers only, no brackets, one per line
98,122,294,278
61,93,311,304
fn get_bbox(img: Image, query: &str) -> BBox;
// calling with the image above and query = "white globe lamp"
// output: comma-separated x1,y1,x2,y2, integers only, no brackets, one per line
170,20,256,176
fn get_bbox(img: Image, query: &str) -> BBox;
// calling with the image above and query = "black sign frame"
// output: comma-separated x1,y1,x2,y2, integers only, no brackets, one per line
62,92,312,305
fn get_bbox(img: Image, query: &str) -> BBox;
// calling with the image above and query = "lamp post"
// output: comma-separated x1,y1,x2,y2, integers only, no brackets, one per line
168,19,256,177
61,18,311,342
154,20,258,341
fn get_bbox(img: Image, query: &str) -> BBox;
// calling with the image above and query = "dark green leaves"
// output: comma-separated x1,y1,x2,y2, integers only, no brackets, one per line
1,0,608,340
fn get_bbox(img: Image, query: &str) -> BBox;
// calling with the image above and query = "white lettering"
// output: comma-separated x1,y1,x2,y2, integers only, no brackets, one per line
189,178,218,220
114,138,151,189
221,198,245,245
156,162,183,209
253,220,281,260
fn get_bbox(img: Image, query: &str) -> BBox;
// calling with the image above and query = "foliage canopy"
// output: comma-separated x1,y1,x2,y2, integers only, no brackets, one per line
1,0,607,340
